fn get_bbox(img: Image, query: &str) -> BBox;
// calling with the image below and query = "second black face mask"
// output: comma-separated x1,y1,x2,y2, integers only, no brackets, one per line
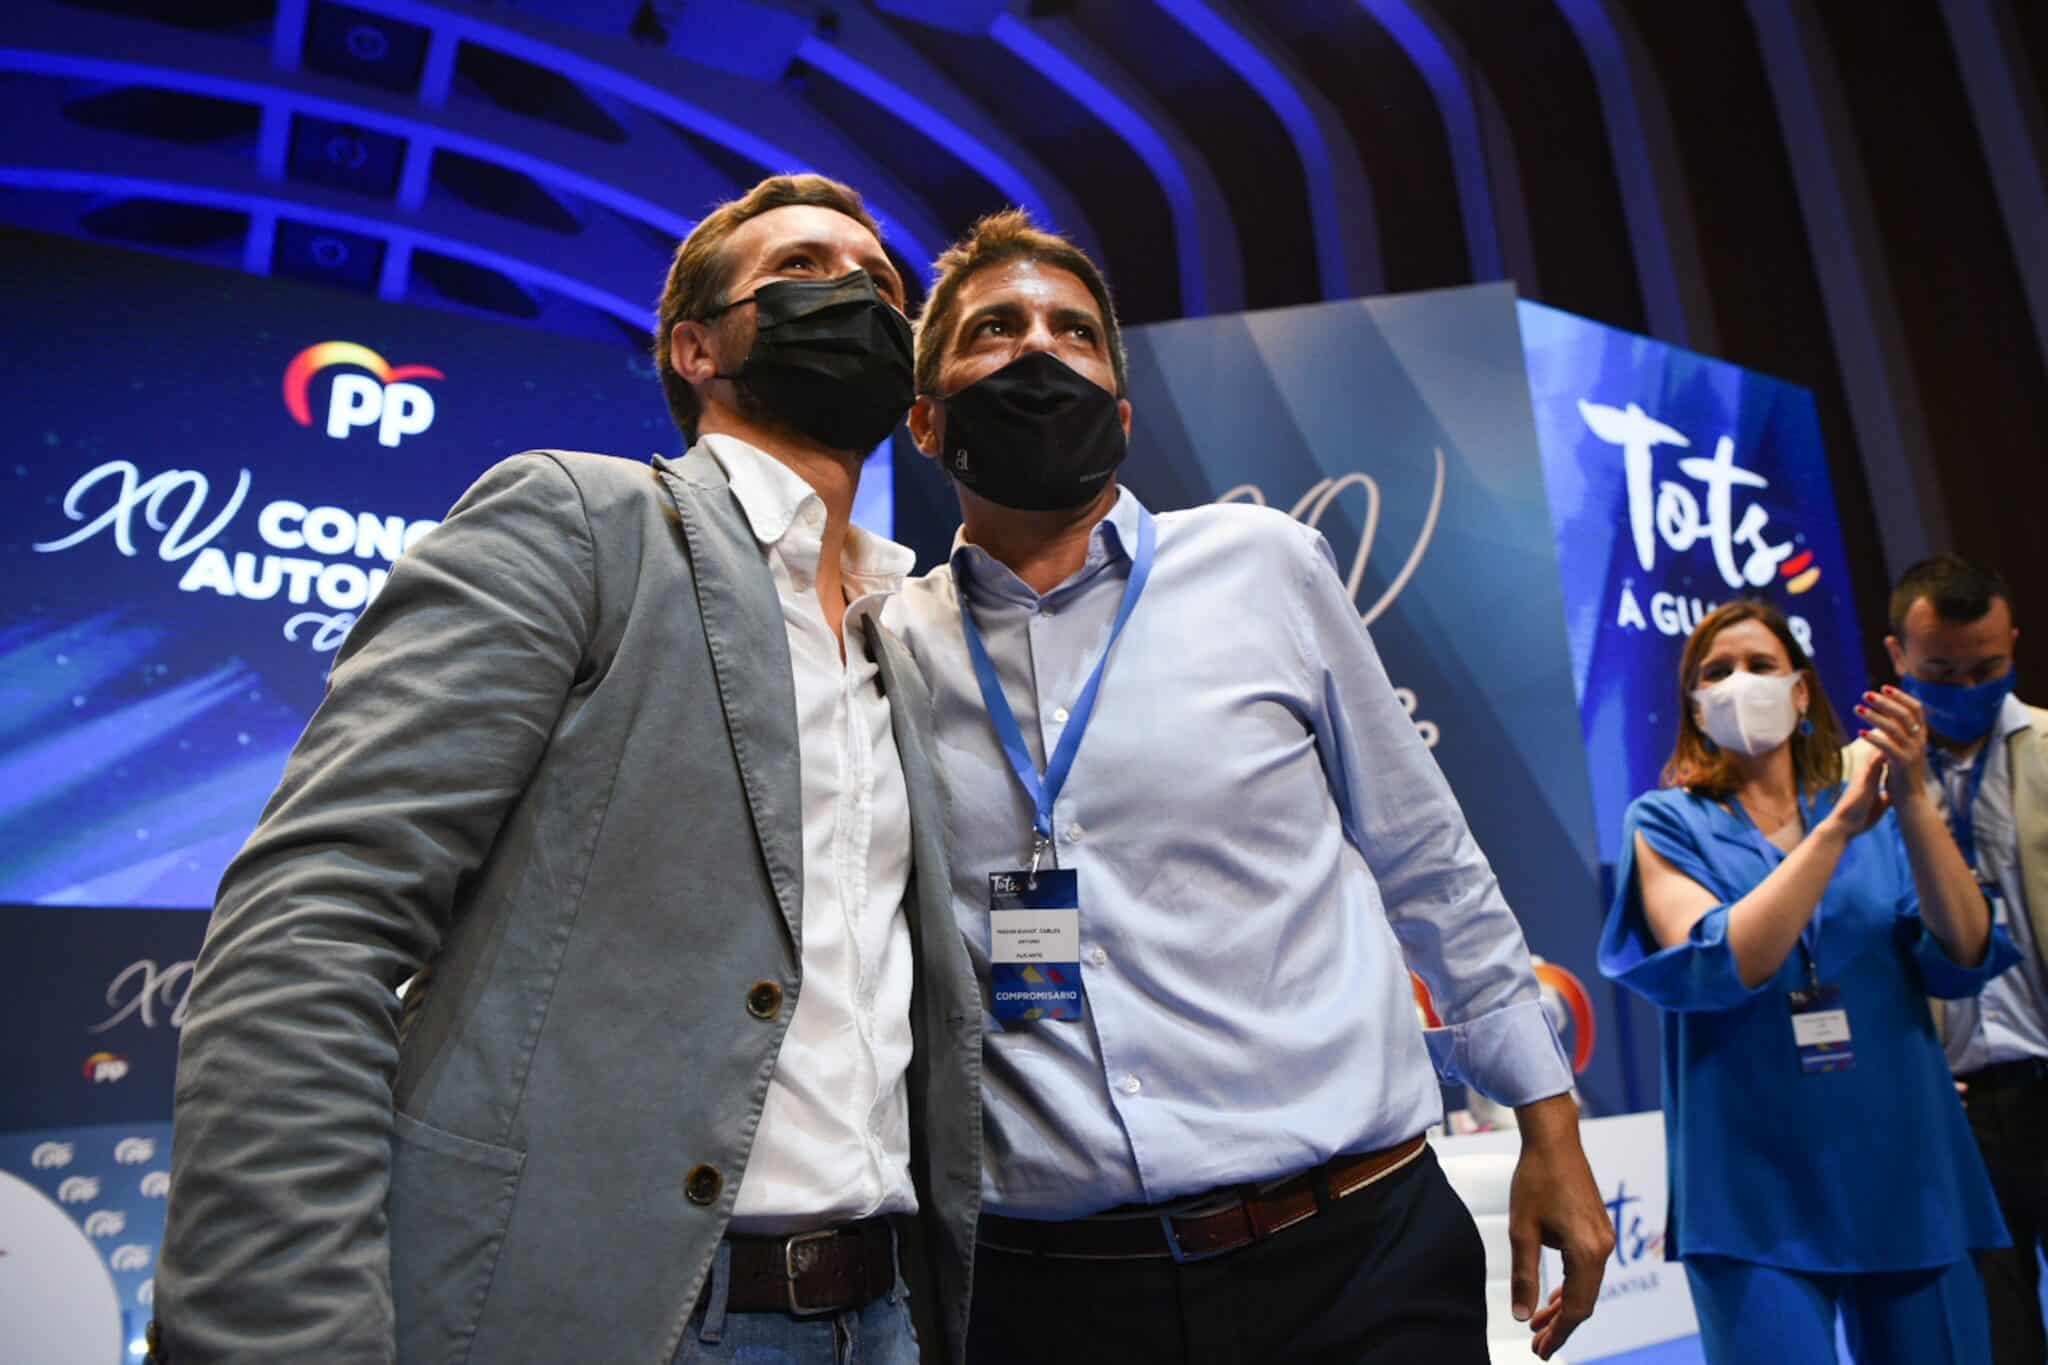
937,350,1127,512
711,270,915,452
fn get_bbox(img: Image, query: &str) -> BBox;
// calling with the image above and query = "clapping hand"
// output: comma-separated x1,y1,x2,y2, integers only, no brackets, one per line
1855,685,1932,788
1825,744,1890,839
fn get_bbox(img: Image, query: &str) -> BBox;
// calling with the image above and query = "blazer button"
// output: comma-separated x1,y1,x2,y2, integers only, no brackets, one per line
684,1164,723,1206
746,979,784,1020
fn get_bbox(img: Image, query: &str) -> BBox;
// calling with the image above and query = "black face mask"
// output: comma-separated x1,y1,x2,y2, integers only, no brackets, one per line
707,270,914,452
936,350,1127,511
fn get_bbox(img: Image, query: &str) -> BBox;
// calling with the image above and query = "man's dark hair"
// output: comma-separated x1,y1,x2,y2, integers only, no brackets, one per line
652,174,884,442
1889,554,2014,633
914,208,1126,398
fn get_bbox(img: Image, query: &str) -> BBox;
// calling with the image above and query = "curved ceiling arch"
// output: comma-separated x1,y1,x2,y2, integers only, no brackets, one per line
1551,0,1715,350
990,8,1244,317
1744,0,1946,569
0,166,649,326
1153,0,1383,299
4,11,709,243
1938,0,2048,366
1352,0,1537,289
794,3,1104,264
344,0,952,265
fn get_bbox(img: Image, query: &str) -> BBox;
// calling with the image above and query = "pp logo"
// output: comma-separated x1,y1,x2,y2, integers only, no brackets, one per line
57,1176,101,1204
31,1141,75,1169
283,341,445,448
83,1210,126,1239
109,1244,154,1273
141,1171,171,1198
83,1050,130,1083
114,1136,157,1165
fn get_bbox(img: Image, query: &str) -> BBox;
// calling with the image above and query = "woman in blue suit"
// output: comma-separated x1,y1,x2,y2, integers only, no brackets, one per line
1600,600,2015,1363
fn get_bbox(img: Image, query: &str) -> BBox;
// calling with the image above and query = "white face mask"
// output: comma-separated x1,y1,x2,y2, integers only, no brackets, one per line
1692,670,1803,756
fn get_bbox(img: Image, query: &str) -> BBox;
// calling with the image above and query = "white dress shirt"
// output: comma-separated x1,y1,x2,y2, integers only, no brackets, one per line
701,434,920,1231
1934,695,2046,1072
886,487,1570,1218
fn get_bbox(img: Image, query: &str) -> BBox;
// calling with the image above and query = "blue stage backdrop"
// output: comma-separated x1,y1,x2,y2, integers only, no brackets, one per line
1518,300,1868,869
1118,282,1623,1115
3,229,895,919
0,903,199,1358
3,229,680,910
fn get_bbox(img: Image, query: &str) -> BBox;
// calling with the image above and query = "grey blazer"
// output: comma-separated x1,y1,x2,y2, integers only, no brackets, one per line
154,448,982,1364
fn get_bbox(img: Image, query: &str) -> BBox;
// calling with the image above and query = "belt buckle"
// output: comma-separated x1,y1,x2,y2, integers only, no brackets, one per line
1159,1214,1229,1264
783,1228,837,1316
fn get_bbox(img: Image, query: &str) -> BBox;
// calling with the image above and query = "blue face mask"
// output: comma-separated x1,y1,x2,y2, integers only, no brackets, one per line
1898,670,2019,743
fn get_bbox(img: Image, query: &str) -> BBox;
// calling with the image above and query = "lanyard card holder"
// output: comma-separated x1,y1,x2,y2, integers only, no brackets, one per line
1981,878,2009,927
988,868,1083,1023
1788,982,1853,1074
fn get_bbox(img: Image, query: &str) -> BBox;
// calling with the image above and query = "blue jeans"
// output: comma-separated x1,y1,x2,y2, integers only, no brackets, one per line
672,1241,919,1365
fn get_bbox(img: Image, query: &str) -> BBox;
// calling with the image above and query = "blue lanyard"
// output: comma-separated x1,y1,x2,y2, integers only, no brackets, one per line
1929,742,1996,871
1734,792,1824,984
957,507,1156,870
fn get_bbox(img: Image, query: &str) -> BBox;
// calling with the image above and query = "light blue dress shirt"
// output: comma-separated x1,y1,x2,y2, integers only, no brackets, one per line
885,488,1572,1219
1930,696,2047,1072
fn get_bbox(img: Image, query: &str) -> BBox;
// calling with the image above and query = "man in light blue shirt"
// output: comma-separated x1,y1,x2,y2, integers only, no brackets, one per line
1880,555,2047,1364
884,209,1611,1364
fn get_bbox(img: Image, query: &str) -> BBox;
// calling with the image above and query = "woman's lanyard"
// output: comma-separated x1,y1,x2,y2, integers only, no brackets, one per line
956,506,1157,881
1735,791,1823,989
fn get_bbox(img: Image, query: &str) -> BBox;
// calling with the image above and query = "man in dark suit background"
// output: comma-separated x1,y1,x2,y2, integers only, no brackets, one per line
151,174,980,1365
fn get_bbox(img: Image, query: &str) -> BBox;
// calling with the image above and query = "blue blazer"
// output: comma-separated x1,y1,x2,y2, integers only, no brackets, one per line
1600,785,2014,1272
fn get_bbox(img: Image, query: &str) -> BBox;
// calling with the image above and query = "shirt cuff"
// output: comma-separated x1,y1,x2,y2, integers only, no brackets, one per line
1605,904,1770,1014
1423,997,1574,1108
1911,922,2021,999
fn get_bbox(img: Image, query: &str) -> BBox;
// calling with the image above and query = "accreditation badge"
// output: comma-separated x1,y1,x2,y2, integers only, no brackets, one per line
1788,983,1853,1074
988,868,1083,1023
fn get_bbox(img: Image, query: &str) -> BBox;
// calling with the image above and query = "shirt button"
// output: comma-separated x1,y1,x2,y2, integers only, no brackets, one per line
1052,707,1071,724
1088,946,1108,968
1066,824,1084,843
1118,1074,1142,1096
1038,602,1056,617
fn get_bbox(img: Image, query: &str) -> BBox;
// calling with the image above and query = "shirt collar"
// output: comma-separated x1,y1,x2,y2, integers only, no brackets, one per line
700,432,818,548
1997,691,2033,740
699,432,913,592
948,485,1144,605
842,523,915,595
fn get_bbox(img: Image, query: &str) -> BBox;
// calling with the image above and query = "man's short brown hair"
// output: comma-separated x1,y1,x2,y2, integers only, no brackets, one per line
913,208,1126,398
652,174,884,441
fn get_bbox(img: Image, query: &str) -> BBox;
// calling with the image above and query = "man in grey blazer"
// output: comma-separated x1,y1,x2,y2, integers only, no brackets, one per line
150,175,980,1365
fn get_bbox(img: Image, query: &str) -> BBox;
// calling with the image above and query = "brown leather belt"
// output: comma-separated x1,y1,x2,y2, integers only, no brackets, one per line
978,1134,1428,1263
720,1216,897,1316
